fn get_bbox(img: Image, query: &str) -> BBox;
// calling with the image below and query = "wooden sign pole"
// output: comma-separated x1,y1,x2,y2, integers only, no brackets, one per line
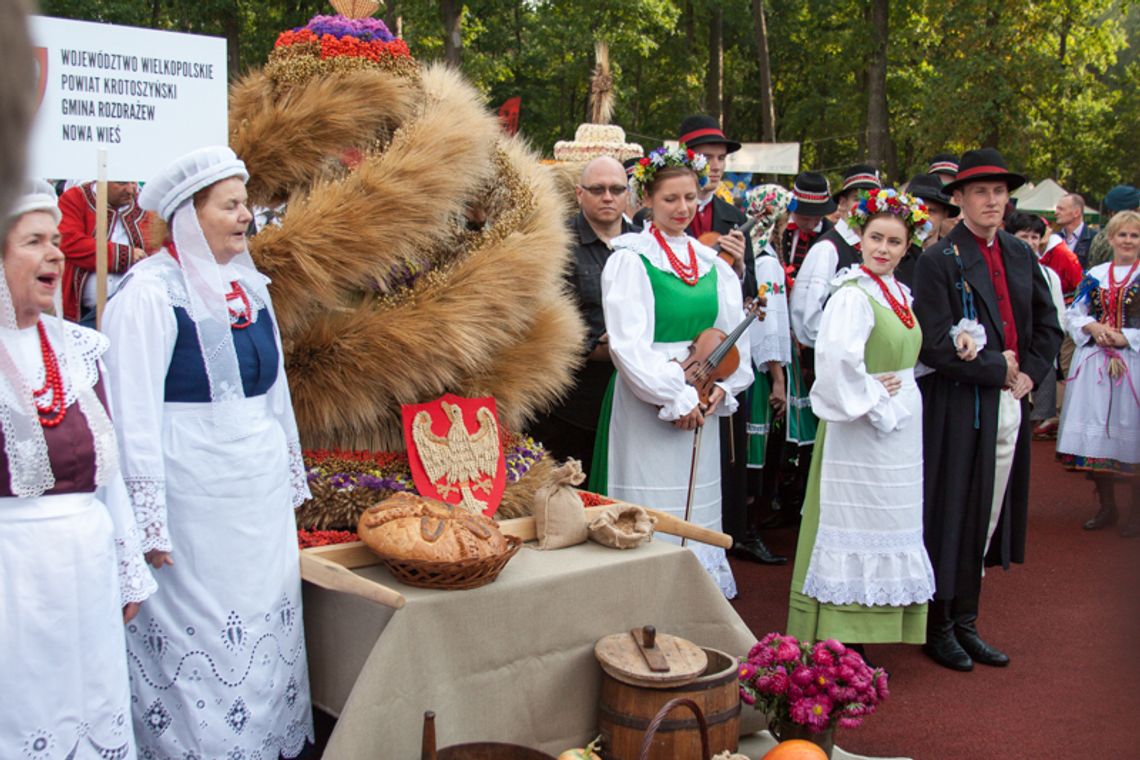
94,149,109,330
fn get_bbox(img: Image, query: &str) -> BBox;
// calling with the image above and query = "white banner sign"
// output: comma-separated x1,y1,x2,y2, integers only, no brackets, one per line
664,140,801,175
726,142,800,175
28,15,228,181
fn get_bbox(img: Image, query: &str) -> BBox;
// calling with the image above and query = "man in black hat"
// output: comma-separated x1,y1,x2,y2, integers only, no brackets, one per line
913,148,1062,672
928,153,959,186
678,114,784,565
829,164,881,223
790,165,879,348
899,172,960,286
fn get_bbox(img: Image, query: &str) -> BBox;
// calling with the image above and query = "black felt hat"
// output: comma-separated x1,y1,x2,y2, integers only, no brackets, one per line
677,114,741,153
789,171,837,216
622,156,642,178
942,148,1026,194
928,153,959,178
906,173,959,217
833,164,881,200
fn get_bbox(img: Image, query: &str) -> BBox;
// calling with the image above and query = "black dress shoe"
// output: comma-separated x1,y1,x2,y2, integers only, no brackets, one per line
923,632,973,672
955,628,1010,667
731,538,788,565
1084,506,1118,530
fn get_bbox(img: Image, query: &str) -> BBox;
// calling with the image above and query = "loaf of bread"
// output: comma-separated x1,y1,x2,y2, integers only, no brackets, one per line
357,492,509,562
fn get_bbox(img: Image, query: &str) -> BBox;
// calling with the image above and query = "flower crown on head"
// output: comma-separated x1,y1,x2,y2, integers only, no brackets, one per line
630,144,709,201
847,187,933,245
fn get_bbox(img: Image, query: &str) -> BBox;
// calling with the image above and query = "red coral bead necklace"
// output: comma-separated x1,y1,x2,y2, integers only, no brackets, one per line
651,224,700,286
1102,258,1139,329
225,281,253,329
32,322,67,427
860,265,915,329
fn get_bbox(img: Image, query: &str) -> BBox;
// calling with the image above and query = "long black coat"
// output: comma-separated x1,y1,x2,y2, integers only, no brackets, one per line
913,223,1062,601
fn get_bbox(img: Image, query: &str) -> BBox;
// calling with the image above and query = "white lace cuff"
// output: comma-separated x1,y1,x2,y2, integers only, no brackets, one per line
711,382,739,417
949,318,987,350
657,384,701,422
114,522,157,605
288,440,311,509
125,476,171,553
866,381,910,435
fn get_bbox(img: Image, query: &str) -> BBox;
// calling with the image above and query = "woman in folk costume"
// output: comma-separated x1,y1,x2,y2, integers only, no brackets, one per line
0,181,154,759
787,189,947,647
743,184,792,472
102,147,314,758
590,146,753,598
1057,209,1140,538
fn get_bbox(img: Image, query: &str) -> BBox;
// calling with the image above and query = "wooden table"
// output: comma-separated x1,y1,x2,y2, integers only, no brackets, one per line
302,540,764,758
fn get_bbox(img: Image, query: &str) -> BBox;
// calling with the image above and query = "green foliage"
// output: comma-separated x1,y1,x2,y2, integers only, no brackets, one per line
38,0,1138,197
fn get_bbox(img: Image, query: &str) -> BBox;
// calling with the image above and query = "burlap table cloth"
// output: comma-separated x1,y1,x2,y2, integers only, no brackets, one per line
302,539,765,758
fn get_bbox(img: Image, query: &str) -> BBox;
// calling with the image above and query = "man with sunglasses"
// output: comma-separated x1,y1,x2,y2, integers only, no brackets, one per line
530,156,633,468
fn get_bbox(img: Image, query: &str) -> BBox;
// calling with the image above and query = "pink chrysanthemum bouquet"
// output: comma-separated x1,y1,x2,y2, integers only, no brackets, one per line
738,633,890,732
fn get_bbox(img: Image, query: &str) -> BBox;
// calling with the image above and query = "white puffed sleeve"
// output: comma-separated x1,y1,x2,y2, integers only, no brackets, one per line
810,285,910,434
710,256,754,416
749,252,792,368
949,318,988,350
102,275,178,553
1065,292,1097,347
789,239,838,347
602,249,700,421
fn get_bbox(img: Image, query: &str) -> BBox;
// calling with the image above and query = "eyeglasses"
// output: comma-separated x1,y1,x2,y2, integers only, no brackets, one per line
580,184,629,197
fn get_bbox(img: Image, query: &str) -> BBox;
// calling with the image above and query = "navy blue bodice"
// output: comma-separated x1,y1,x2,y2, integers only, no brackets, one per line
164,306,280,402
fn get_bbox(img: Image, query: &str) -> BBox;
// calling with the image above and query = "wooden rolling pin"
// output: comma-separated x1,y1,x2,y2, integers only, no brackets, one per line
498,500,733,550
299,551,406,609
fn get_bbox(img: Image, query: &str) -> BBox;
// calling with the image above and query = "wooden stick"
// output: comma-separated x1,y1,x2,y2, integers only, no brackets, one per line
681,424,703,547
94,149,108,329
299,551,405,609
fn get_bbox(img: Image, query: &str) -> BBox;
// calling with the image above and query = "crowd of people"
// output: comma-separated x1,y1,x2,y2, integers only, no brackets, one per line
1,112,1137,758
538,117,1139,675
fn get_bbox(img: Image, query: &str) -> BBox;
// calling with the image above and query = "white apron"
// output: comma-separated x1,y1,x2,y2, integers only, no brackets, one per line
126,396,312,759
0,493,136,760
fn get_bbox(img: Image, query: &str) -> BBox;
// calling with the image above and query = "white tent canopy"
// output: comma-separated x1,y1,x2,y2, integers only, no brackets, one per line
1012,178,1097,219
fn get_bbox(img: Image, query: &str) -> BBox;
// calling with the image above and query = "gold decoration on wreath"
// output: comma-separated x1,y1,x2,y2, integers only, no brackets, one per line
330,0,381,20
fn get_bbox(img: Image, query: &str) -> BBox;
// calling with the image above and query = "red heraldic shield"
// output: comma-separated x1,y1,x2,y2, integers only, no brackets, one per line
402,394,507,518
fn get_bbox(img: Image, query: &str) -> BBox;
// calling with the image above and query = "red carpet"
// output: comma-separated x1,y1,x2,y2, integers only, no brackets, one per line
729,439,1140,759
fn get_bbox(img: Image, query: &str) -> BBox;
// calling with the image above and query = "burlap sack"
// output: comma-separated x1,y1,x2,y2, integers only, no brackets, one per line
587,505,656,549
534,458,589,550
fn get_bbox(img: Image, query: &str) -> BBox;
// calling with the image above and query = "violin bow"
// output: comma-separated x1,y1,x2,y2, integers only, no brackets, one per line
681,424,703,547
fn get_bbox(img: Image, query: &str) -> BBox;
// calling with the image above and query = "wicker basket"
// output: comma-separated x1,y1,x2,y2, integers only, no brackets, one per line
379,534,524,590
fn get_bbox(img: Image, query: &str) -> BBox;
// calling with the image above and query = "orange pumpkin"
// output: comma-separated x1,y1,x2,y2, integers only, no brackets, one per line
762,738,830,760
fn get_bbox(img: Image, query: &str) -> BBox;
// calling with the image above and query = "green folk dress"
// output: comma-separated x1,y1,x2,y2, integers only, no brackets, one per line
786,274,935,644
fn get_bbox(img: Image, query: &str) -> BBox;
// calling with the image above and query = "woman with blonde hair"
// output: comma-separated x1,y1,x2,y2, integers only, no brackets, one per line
1057,209,1140,537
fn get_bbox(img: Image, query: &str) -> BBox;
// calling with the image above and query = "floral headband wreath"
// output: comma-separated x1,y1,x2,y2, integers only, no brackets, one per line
847,187,933,246
630,144,709,202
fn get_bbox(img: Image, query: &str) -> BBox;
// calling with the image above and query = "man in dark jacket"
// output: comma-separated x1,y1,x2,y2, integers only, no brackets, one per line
914,149,1062,672
1054,192,1096,269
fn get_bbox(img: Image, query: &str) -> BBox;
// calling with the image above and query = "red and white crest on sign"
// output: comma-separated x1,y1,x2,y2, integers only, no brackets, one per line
402,394,506,517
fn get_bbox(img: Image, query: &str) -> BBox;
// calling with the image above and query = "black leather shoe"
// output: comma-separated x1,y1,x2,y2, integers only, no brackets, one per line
731,538,788,565
1084,506,1118,530
955,628,1010,667
923,632,973,672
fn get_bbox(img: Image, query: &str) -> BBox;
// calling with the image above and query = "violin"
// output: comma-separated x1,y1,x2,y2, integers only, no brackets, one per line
698,217,758,267
675,296,767,408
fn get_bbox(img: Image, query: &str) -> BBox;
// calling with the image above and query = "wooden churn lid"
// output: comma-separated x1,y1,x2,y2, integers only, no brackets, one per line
594,625,708,688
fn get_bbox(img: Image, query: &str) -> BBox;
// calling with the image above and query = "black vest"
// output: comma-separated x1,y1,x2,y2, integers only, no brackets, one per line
815,226,862,271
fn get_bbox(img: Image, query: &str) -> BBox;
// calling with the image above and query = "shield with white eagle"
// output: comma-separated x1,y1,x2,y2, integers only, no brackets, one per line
401,394,506,518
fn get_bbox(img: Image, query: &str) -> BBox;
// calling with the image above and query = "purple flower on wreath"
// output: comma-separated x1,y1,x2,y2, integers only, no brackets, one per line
300,14,395,42
329,473,353,489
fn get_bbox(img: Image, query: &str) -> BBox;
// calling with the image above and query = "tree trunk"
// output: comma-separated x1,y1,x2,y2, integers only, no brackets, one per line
865,0,895,179
440,0,462,68
221,5,240,79
706,3,723,123
751,0,776,141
